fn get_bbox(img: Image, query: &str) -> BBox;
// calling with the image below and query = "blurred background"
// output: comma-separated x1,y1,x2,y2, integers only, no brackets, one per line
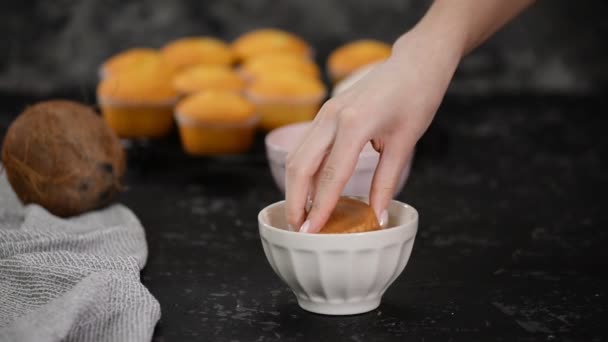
1,0,607,96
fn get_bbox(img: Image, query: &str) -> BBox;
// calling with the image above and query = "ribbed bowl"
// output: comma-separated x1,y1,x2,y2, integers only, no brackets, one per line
258,199,418,315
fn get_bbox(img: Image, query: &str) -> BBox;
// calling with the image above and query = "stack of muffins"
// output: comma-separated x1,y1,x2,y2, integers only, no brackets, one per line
96,29,392,156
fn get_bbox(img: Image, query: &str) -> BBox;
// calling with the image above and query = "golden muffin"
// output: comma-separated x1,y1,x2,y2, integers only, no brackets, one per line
319,197,381,234
239,53,321,82
232,28,311,62
245,72,326,131
97,63,178,138
173,65,245,96
327,39,392,83
99,48,165,79
175,91,258,155
161,37,235,71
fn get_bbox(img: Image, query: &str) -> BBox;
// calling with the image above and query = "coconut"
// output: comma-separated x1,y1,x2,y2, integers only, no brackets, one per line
1,100,126,217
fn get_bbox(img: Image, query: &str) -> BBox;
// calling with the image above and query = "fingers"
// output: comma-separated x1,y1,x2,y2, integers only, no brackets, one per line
369,141,413,227
285,101,340,231
303,116,366,233
284,125,331,230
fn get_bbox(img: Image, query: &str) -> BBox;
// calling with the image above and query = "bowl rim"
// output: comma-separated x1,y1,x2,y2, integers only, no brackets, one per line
258,199,418,238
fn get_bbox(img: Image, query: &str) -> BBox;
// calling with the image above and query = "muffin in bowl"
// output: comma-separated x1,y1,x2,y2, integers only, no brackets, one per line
318,197,382,234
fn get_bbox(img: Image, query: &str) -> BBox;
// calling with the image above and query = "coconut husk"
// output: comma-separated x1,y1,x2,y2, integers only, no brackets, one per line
1,100,126,217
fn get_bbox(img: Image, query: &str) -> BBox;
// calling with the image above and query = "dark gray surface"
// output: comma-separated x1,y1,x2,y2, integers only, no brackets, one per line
3,94,604,341
2,0,608,94
133,95,608,341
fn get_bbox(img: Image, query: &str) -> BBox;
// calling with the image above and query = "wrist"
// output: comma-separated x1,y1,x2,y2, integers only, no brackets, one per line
390,25,463,76
392,1,469,68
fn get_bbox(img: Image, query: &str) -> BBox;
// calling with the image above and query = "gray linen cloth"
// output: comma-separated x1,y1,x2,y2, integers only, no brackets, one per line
0,174,160,342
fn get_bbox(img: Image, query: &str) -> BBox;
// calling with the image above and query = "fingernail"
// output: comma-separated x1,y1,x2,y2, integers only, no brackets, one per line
299,220,312,233
379,210,388,228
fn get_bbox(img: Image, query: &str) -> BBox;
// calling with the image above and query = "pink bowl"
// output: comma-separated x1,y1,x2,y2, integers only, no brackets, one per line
265,122,412,197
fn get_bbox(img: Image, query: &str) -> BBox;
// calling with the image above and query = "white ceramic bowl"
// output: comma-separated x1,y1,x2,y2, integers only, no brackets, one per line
265,122,412,197
258,199,418,315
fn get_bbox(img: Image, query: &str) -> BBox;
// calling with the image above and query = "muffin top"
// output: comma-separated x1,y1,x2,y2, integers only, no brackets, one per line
246,72,326,101
319,197,381,234
327,40,392,78
176,91,256,124
161,37,235,70
173,65,245,95
240,53,320,81
97,62,177,104
232,28,311,61
101,48,165,78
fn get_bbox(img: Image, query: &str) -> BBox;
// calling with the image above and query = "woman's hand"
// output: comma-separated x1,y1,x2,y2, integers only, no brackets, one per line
285,29,462,233
284,0,535,233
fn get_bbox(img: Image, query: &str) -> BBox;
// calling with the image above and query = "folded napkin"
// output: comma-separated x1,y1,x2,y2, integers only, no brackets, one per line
0,174,160,342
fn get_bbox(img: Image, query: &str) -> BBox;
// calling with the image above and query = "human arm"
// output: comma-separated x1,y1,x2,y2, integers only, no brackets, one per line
285,0,536,233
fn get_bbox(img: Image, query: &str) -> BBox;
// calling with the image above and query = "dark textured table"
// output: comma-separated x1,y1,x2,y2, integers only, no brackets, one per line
1,94,607,341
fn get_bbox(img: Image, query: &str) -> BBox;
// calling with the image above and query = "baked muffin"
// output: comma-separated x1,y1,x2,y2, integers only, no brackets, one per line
327,39,392,83
319,197,381,234
173,65,245,97
244,72,326,131
161,37,234,71
97,62,178,138
99,48,164,79
232,28,311,62
239,53,321,82
175,91,258,155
